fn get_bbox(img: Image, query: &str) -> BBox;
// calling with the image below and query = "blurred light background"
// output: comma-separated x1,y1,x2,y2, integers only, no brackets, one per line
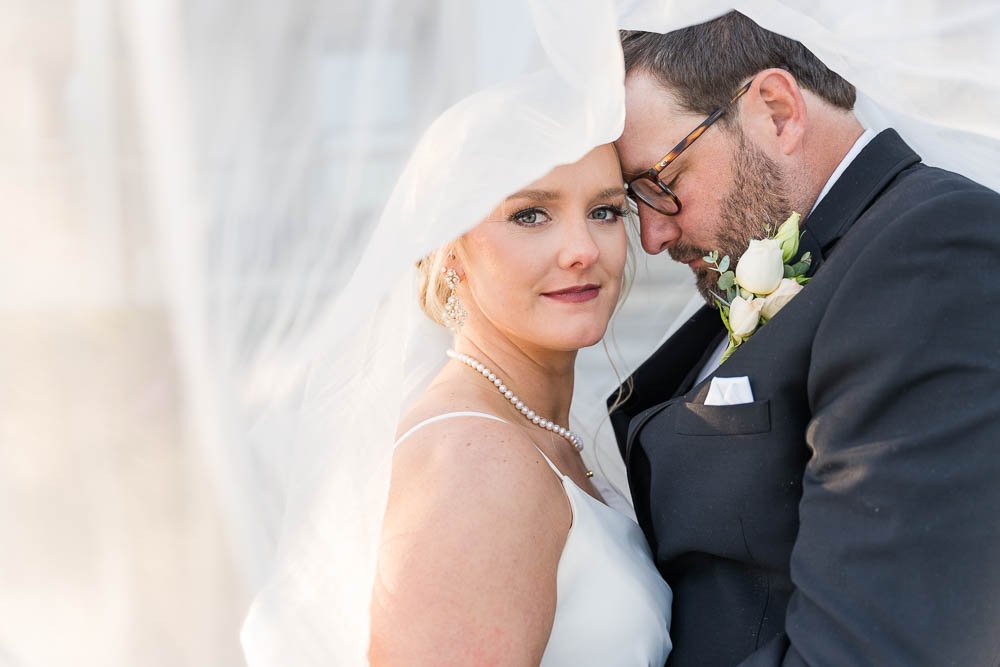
1,2,246,664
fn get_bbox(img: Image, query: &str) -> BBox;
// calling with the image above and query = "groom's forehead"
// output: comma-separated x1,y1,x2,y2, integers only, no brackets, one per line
619,74,697,175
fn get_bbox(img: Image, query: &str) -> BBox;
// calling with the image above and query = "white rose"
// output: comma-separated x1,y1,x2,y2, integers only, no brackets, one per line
729,296,764,339
760,278,803,320
735,239,784,295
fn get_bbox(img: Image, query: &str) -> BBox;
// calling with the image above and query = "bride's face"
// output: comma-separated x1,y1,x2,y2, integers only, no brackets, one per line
457,144,628,353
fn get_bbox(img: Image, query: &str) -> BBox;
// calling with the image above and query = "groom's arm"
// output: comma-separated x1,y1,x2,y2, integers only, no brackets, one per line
742,188,1000,666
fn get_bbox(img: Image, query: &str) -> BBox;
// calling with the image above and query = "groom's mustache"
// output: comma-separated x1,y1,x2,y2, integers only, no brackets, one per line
668,243,712,267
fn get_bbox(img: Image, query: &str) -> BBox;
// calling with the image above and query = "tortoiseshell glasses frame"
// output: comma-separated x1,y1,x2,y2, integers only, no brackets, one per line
626,79,753,216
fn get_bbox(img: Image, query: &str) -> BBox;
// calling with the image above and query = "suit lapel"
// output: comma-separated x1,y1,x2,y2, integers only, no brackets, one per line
676,328,728,395
608,304,723,455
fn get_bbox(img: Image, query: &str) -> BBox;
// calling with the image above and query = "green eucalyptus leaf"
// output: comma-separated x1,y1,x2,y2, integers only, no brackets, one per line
718,272,735,290
718,256,730,273
783,264,795,278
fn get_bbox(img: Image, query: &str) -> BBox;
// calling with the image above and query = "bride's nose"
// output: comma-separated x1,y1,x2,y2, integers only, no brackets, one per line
556,219,601,269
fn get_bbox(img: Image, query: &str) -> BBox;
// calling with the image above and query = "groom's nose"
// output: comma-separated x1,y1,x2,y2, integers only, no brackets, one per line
637,206,682,255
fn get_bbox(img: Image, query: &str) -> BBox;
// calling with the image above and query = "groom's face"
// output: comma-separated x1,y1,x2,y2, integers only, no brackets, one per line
616,71,791,302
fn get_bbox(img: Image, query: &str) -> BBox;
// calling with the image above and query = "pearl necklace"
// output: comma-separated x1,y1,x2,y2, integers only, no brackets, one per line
446,349,585,452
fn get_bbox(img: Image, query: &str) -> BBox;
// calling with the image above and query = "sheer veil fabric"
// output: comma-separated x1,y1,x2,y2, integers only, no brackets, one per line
237,1,1000,665
240,1,630,663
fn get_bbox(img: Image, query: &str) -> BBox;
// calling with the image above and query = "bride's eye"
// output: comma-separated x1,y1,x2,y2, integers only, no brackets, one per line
509,207,551,227
591,204,626,223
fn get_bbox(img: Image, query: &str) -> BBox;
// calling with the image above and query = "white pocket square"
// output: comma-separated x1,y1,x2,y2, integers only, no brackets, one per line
704,376,754,406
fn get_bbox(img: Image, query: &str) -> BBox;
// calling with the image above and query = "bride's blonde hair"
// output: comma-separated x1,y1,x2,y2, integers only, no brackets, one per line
415,240,466,328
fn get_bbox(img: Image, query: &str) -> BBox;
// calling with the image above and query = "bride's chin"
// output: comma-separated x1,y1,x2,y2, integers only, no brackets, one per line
559,322,612,351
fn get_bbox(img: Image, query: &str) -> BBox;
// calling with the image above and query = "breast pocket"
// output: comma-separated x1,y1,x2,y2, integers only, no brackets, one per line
674,400,771,436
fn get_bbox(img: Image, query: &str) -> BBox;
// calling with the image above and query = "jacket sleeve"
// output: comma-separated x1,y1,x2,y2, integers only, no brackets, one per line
742,189,1000,666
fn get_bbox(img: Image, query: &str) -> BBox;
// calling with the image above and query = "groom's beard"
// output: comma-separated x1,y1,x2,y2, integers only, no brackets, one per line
672,130,792,304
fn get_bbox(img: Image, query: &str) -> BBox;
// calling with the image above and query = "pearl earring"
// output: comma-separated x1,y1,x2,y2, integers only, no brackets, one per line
442,268,467,331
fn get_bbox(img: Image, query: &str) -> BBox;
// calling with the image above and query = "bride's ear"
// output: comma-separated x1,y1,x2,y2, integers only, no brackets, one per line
445,244,468,280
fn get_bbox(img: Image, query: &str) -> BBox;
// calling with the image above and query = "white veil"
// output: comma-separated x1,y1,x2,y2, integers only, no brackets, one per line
238,2,1000,665
240,0,632,663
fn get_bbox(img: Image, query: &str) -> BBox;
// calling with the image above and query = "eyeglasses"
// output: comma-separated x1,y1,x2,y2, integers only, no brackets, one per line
626,80,752,216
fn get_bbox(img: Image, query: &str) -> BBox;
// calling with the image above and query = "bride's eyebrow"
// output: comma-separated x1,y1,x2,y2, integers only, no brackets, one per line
505,189,559,202
593,186,627,201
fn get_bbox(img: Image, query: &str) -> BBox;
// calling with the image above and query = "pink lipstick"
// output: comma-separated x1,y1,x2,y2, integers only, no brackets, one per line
542,284,601,303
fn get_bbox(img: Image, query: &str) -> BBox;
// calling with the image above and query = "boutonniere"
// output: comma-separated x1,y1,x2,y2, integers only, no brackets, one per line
704,212,811,362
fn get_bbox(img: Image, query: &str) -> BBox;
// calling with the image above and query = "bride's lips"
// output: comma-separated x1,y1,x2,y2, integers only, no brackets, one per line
541,283,601,303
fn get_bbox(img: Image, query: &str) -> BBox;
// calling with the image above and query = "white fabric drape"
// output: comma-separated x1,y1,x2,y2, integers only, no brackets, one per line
240,1,635,662
3,1,998,665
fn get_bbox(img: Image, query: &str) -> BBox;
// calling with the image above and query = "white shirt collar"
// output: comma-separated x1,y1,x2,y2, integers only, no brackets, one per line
808,128,877,216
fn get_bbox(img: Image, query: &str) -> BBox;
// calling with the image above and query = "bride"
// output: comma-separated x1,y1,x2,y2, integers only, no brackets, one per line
368,144,672,665
237,5,653,663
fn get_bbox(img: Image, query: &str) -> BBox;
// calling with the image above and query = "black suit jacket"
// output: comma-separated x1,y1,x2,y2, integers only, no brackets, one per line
610,130,1000,666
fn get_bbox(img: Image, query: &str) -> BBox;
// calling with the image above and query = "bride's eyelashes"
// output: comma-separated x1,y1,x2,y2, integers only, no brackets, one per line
507,203,627,228
591,203,627,223
509,207,551,226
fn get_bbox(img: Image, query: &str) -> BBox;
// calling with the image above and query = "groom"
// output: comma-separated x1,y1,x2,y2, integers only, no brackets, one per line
609,12,1000,667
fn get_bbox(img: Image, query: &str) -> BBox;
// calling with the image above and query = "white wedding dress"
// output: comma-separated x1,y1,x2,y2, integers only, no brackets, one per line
395,411,673,666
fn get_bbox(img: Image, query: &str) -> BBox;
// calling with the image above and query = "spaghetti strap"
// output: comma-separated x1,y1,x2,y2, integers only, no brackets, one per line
394,411,565,480
393,411,509,448
532,446,566,479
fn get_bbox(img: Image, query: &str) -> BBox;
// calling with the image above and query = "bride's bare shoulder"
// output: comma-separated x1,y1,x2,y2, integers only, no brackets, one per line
390,378,559,500
374,380,567,667
394,400,530,477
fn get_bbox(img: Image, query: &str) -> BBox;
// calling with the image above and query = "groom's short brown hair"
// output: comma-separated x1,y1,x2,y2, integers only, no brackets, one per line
621,12,856,121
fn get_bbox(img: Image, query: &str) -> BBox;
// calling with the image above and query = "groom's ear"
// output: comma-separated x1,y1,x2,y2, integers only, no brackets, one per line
742,69,806,157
